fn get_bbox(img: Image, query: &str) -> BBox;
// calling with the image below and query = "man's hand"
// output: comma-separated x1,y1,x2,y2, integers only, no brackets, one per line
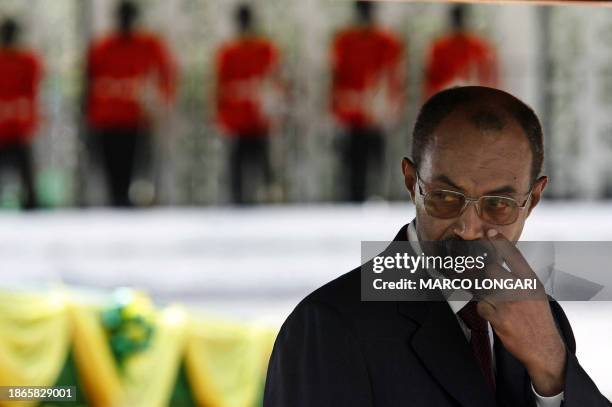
477,229,567,396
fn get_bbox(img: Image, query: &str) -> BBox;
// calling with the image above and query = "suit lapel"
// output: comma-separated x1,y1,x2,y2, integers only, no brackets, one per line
392,223,410,242
399,301,496,407
394,222,495,406
393,222,535,406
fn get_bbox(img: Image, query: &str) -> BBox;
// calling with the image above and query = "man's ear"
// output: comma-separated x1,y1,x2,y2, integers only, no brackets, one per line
527,175,548,217
402,157,417,203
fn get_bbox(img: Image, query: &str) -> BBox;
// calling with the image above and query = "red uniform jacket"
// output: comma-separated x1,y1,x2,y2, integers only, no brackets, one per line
0,48,42,146
215,36,279,137
424,32,498,99
86,32,176,130
331,26,404,130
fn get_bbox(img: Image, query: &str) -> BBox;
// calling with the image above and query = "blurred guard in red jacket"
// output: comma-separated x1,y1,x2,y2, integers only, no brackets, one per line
0,18,42,209
331,1,404,202
424,5,498,99
216,4,280,205
86,0,175,207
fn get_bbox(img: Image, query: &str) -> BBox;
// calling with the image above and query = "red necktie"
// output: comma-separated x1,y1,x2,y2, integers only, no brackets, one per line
458,301,496,392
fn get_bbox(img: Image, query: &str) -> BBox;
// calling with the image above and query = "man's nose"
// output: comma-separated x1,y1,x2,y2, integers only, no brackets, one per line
452,202,485,240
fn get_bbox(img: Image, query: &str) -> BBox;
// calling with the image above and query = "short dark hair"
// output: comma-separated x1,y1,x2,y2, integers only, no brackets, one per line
0,18,19,46
235,4,253,32
116,0,139,32
450,4,468,31
355,1,375,24
412,86,544,182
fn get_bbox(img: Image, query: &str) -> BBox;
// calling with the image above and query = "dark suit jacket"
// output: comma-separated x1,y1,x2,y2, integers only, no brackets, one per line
264,224,611,407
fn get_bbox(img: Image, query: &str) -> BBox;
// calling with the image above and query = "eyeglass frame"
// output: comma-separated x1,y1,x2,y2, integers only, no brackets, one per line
413,171,536,225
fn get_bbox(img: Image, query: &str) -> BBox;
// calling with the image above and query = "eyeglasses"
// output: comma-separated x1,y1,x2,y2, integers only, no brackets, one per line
415,173,534,226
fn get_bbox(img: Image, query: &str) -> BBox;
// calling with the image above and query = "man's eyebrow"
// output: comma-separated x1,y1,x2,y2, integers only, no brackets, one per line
484,185,518,195
432,175,518,195
432,175,463,190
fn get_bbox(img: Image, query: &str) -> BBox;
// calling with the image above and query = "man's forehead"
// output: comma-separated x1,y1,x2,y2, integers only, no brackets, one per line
440,102,517,131
421,104,533,192
429,103,529,147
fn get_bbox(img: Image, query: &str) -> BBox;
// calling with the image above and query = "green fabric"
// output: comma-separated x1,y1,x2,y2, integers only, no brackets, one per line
40,350,88,407
40,352,202,407
168,362,197,407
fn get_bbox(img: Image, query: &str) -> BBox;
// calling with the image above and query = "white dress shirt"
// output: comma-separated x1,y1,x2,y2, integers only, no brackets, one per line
406,222,564,407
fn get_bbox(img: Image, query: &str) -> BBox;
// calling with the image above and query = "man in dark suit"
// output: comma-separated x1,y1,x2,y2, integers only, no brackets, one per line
264,87,611,406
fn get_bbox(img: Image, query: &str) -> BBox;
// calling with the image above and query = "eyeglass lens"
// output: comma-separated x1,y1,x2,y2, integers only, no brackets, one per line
424,190,519,225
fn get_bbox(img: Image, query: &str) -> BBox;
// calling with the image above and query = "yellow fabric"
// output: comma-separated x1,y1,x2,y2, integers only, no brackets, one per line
70,303,125,407
70,301,187,407
122,306,188,407
0,290,277,407
185,318,276,407
0,290,70,407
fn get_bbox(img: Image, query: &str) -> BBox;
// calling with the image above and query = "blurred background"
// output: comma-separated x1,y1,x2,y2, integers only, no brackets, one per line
2,0,612,207
0,0,611,405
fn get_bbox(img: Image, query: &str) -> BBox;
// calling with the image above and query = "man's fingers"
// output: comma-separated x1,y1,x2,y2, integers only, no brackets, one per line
486,229,537,280
476,299,498,324
472,262,516,301
482,261,514,281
